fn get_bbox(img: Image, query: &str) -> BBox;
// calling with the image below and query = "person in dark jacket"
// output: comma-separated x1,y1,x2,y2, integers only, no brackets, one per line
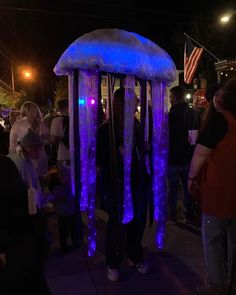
168,86,200,223
0,155,50,295
96,88,149,282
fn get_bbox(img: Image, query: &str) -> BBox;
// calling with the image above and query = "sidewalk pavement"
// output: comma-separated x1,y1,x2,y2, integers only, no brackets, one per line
44,210,204,295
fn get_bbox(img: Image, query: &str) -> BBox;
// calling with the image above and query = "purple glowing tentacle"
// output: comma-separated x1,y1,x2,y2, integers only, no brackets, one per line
152,81,162,221
68,72,76,196
87,71,99,256
151,81,168,249
78,70,90,212
122,76,135,224
78,70,99,256
157,83,168,247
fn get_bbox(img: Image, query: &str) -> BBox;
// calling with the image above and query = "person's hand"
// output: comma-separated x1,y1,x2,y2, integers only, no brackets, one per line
188,179,199,196
43,192,55,203
0,253,6,269
188,133,192,145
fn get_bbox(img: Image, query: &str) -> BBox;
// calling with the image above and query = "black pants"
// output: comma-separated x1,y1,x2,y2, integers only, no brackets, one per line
57,213,83,250
106,217,146,269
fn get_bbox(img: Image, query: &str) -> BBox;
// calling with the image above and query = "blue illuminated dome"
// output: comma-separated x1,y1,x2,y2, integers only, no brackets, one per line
54,28,176,82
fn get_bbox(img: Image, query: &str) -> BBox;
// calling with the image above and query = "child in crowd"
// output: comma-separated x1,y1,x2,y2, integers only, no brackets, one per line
46,166,83,253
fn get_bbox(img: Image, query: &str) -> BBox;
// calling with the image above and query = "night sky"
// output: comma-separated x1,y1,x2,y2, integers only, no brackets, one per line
0,0,235,103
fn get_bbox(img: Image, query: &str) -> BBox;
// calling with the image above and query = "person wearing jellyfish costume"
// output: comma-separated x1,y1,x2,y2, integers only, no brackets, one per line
96,88,150,282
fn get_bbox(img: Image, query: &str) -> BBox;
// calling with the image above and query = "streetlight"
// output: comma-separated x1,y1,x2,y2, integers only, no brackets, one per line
19,67,35,82
22,70,33,80
219,10,236,24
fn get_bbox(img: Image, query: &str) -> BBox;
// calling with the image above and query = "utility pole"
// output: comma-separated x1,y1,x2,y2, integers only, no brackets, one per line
0,49,15,93
11,61,15,92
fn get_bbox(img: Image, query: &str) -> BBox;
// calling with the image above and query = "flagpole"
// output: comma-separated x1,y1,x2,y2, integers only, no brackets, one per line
184,33,221,62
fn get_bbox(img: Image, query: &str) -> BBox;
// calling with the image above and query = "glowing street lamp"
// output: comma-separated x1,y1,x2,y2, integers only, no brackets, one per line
220,14,232,24
219,10,236,24
22,69,33,80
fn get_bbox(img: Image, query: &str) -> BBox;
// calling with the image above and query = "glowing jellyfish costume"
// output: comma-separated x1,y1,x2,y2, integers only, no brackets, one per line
54,29,176,256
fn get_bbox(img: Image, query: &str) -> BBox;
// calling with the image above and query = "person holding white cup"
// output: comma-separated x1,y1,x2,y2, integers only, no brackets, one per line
168,86,200,223
188,129,199,145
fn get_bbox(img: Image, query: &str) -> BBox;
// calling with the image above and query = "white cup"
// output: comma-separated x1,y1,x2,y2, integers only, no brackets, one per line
28,187,37,215
188,130,199,145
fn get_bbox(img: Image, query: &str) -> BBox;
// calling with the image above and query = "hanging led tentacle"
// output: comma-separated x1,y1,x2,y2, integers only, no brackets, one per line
157,83,168,247
151,81,168,249
87,71,99,256
122,75,136,224
144,82,150,175
78,70,90,212
151,81,162,221
68,72,76,196
144,84,149,143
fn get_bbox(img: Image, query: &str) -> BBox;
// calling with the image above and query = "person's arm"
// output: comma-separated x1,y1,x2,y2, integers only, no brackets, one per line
188,144,212,195
188,112,228,196
9,123,18,153
50,117,61,144
40,121,50,143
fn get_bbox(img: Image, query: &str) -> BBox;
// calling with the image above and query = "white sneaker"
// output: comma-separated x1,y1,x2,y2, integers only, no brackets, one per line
128,259,149,274
136,262,149,274
107,267,120,282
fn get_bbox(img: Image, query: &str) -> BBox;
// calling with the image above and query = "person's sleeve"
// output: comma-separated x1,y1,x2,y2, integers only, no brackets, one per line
9,123,18,153
50,117,61,137
185,108,201,130
197,112,228,148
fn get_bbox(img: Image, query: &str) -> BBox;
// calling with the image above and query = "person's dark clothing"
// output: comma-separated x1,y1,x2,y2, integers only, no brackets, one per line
197,112,228,148
168,102,200,220
0,155,50,295
97,119,149,267
97,119,149,221
48,179,83,252
0,131,9,155
168,164,192,220
169,102,200,165
106,217,146,268
57,214,83,252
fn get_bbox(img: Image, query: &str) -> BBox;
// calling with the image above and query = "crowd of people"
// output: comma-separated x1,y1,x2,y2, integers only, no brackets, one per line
0,99,82,294
0,77,235,295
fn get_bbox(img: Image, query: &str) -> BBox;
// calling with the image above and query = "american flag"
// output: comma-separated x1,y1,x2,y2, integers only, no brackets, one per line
184,37,204,84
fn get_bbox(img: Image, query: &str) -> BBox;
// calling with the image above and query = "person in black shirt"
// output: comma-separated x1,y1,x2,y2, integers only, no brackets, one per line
168,86,200,222
188,78,236,295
